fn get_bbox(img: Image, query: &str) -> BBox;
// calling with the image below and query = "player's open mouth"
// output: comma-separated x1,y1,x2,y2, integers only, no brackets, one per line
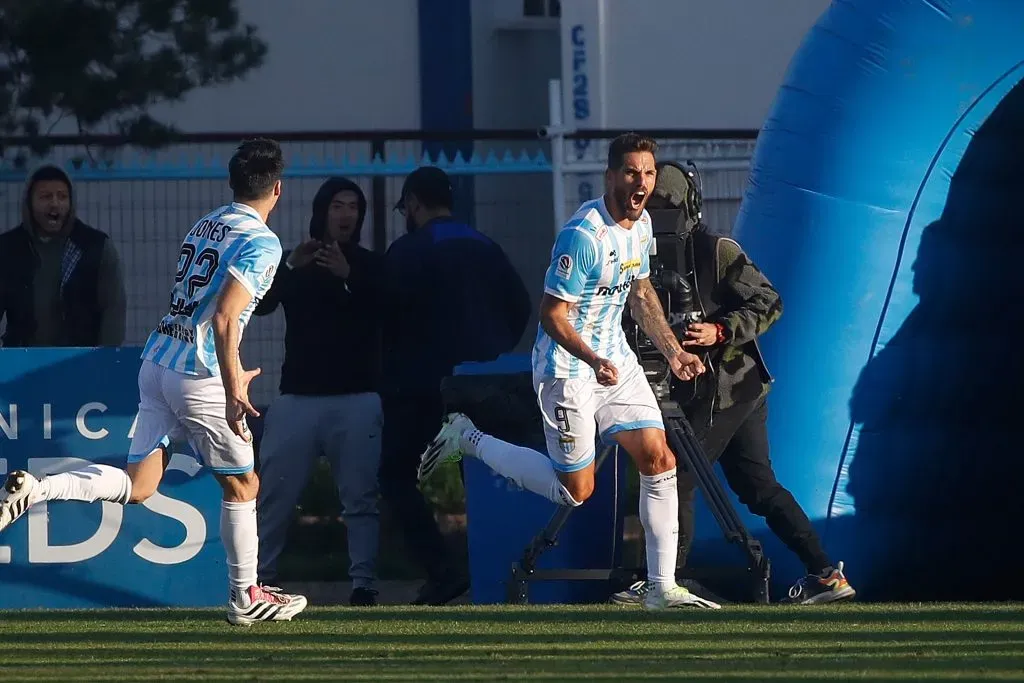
629,191,646,209
45,212,63,228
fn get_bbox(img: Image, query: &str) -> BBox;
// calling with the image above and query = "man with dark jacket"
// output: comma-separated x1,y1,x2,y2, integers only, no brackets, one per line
610,162,856,606
0,165,126,347
253,177,384,606
381,166,532,605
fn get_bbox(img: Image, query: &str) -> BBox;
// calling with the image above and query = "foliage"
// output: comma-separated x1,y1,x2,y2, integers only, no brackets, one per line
0,0,267,165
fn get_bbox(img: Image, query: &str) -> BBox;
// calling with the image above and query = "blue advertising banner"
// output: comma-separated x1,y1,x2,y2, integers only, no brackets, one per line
0,347,226,608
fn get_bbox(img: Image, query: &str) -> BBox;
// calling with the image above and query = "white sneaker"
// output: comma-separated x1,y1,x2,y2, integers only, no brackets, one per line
0,470,43,533
227,585,308,626
643,584,722,610
418,412,476,483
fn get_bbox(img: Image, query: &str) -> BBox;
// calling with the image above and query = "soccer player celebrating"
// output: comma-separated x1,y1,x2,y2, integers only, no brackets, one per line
0,139,308,625
419,133,720,610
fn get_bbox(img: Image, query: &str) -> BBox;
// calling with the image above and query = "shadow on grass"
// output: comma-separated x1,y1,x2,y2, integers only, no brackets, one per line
5,651,1024,679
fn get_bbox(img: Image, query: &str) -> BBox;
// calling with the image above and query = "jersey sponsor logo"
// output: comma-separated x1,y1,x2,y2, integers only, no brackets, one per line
596,275,637,297
619,258,641,274
155,321,195,344
555,254,573,279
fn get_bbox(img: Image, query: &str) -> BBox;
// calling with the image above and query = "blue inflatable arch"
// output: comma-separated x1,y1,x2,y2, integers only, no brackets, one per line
707,0,1024,600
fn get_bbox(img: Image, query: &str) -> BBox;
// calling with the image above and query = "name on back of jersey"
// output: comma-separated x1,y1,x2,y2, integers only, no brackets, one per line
189,217,233,242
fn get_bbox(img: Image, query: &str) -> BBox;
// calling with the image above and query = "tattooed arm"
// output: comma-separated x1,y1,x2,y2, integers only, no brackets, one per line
628,277,705,380
628,277,681,358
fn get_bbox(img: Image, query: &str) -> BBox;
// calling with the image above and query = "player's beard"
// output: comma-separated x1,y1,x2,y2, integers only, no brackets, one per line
405,213,417,234
613,185,644,222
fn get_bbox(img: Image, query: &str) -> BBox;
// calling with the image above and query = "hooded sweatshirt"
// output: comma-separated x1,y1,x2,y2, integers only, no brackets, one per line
254,177,383,396
0,165,126,347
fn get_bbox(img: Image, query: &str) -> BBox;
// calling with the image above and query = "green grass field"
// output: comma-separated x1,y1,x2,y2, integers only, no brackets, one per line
1,603,1023,681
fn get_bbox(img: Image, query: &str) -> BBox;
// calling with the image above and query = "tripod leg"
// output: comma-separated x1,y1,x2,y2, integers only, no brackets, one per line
666,422,738,538
508,443,618,604
529,443,616,557
665,415,771,603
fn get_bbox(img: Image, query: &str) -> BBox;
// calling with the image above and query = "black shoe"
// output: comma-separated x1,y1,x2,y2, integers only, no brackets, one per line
350,587,378,606
411,573,470,606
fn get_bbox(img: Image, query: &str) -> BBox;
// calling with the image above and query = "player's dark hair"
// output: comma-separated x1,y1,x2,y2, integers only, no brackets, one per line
607,133,658,170
229,138,284,201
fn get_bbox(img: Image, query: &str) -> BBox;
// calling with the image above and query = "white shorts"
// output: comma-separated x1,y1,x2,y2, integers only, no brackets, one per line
126,359,254,475
534,356,664,473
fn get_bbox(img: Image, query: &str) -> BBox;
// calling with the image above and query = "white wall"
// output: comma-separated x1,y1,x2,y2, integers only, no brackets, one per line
560,0,831,131
42,0,422,135
470,0,562,350
167,0,422,131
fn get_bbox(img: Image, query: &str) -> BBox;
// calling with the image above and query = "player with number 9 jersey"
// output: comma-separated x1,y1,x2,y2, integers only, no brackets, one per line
141,202,282,376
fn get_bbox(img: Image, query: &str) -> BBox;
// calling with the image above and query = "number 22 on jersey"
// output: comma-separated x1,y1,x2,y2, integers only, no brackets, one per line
170,243,221,317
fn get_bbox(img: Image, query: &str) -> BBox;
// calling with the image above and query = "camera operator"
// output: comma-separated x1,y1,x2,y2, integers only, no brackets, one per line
611,162,857,606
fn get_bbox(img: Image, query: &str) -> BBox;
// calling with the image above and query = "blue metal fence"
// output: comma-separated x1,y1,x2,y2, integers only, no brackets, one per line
0,131,755,405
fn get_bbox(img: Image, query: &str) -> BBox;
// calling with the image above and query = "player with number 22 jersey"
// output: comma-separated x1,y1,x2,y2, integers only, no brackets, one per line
141,203,281,376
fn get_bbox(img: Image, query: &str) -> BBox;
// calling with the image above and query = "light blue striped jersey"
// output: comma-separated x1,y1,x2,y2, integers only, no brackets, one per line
532,197,653,379
141,202,282,377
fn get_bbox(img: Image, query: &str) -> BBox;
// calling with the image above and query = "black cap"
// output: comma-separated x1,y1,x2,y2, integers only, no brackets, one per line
395,166,454,212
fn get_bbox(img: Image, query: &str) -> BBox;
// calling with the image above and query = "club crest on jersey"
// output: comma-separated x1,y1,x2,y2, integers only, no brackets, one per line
555,254,573,279
558,435,575,454
259,263,276,288
595,225,608,241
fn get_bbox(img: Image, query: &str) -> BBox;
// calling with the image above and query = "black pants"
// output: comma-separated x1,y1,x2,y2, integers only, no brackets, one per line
379,390,457,582
679,395,831,574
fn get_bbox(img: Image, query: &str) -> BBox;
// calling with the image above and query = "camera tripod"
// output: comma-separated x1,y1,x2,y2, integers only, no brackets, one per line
506,399,772,605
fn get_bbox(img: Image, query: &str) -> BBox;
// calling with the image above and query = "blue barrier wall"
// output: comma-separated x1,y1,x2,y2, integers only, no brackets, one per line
0,348,225,608
713,0,1024,600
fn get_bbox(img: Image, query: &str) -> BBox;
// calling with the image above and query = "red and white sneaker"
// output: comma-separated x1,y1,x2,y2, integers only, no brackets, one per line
227,584,308,626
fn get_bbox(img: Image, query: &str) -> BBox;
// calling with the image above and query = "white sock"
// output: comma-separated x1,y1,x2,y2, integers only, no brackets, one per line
221,500,259,596
37,465,132,504
639,468,680,590
460,430,580,507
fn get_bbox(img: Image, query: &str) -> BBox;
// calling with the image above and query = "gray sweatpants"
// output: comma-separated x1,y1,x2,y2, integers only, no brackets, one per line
256,392,382,589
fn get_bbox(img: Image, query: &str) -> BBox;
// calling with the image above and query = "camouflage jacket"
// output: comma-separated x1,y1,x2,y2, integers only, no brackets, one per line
670,226,782,413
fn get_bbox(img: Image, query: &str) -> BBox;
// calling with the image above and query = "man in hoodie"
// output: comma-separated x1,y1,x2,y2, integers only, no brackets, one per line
252,177,384,606
0,165,126,347
381,166,532,605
